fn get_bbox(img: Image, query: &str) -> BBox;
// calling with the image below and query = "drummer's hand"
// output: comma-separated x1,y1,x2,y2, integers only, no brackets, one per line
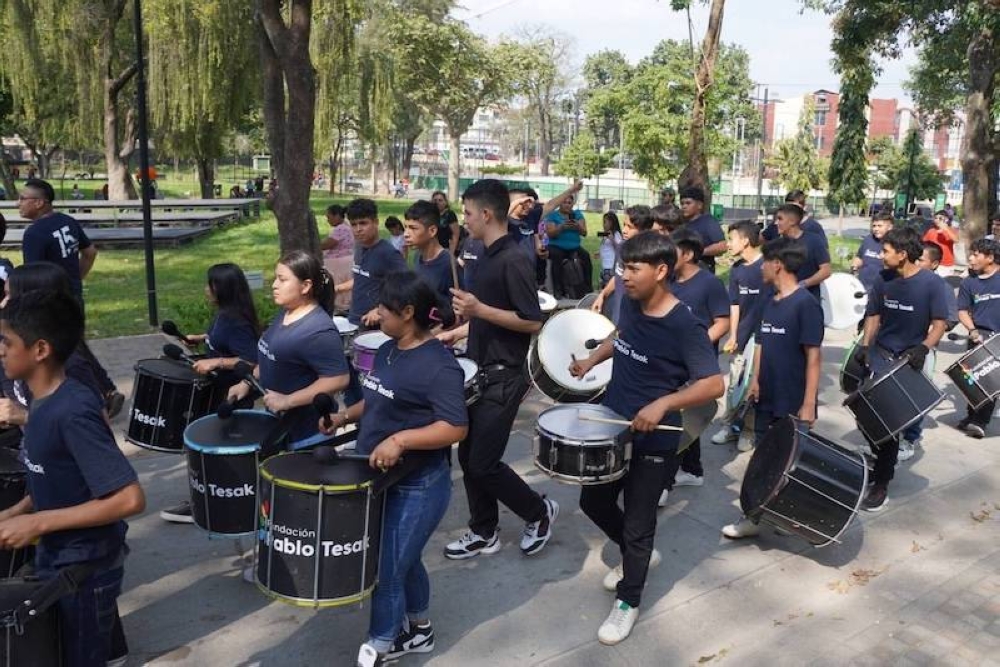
722,337,736,354
226,381,251,404
970,329,983,345
317,412,344,436
747,378,760,403
590,294,604,313
451,288,481,319
369,435,405,471
362,308,381,327
797,402,817,426
853,345,869,369
0,515,42,549
568,357,593,379
436,327,463,346
632,402,667,433
191,358,221,375
0,399,24,428
262,390,292,413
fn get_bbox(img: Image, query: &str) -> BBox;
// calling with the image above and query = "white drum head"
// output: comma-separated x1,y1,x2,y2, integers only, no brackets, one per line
458,358,479,384
332,316,358,334
353,331,391,351
537,309,614,392
821,273,869,330
538,290,557,313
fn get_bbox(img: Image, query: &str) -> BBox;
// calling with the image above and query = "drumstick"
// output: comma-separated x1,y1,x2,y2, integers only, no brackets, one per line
447,250,463,323
577,412,684,432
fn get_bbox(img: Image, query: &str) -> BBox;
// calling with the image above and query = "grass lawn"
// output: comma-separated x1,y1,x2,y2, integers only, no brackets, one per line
7,174,860,339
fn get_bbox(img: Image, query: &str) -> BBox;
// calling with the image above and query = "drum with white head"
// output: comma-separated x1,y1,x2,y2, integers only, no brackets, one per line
529,309,615,403
821,273,868,330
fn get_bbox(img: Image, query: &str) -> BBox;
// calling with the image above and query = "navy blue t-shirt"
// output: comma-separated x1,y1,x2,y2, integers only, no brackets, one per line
22,212,93,297
671,269,730,346
24,378,137,572
762,217,827,243
867,269,949,355
507,219,537,262
604,297,720,453
855,234,885,290
207,312,258,361
958,270,1000,334
258,306,351,442
757,288,824,416
728,256,772,351
788,232,830,299
349,239,408,324
415,249,456,301
682,214,725,272
356,340,467,471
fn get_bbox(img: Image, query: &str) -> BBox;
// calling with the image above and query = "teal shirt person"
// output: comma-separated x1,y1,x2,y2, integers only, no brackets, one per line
544,208,586,251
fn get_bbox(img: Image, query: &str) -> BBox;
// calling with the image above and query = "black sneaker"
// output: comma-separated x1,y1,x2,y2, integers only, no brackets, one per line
385,621,434,660
106,391,126,419
964,423,986,439
520,497,559,555
955,418,972,433
862,484,888,512
159,500,195,524
444,530,501,560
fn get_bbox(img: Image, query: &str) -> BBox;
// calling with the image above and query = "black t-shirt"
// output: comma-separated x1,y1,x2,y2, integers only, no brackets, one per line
681,214,725,272
867,269,949,354
24,378,137,572
604,297,719,453
356,340,467,472
349,239,408,324
958,270,1000,334
467,234,542,368
438,209,459,249
728,256,772,351
22,212,93,297
756,288,824,416
787,232,830,300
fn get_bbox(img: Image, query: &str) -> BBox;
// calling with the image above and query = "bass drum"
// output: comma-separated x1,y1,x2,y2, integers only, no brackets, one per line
529,309,614,403
821,273,868,330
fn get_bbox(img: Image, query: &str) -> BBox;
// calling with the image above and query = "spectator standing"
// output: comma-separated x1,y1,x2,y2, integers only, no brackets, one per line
544,193,592,299
321,204,355,314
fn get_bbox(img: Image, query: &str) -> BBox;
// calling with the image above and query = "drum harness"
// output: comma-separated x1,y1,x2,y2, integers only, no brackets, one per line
1,561,99,636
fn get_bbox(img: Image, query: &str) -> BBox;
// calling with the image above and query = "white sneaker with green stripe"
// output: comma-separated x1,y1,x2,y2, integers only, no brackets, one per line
598,598,639,645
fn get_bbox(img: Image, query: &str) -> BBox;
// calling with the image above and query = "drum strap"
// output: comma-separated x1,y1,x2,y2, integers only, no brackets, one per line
2,561,100,632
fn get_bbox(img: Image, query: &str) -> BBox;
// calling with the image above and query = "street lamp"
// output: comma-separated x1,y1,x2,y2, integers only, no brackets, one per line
133,0,158,326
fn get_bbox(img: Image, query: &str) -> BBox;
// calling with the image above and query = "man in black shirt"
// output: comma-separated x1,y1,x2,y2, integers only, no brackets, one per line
439,179,556,559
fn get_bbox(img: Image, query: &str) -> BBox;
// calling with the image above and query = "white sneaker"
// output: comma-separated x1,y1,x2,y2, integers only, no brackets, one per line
444,530,502,560
241,564,255,584
602,549,661,591
711,426,736,445
721,516,760,539
657,489,669,507
736,430,755,452
897,440,915,463
598,598,639,645
673,471,704,487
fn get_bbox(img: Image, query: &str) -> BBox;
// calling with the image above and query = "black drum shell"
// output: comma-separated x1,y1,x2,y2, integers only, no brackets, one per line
0,449,30,577
945,336,1000,410
127,359,222,452
535,431,629,485
0,577,62,667
741,417,867,547
256,453,384,608
844,360,943,444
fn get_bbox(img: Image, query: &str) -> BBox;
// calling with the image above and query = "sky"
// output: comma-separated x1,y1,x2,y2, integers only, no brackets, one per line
453,0,919,105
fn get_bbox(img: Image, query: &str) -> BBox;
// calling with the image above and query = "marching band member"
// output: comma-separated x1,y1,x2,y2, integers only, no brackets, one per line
340,199,408,329
772,203,831,300
721,238,824,539
854,228,948,511
319,274,467,667
591,205,655,323
956,239,1000,438
570,231,723,645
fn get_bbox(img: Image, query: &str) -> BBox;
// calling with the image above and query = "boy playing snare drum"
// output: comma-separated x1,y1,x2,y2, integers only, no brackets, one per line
956,239,1000,438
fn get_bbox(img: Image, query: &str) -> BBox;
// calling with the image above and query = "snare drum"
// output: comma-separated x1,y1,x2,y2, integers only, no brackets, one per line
529,309,615,403
945,333,1000,409
821,273,868,330
332,316,359,354
535,404,631,485
457,358,482,405
741,417,867,547
184,410,278,538
844,358,944,444
256,452,384,608
0,449,30,577
126,358,222,452
0,577,62,667
724,335,756,417
351,332,392,376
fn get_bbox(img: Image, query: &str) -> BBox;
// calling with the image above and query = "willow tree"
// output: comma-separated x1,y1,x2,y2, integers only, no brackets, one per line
146,1,256,198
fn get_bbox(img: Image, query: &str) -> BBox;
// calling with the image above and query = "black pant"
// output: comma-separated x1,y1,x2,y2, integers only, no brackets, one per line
679,438,703,476
864,349,901,487
580,453,670,607
78,341,116,396
965,340,997,428
535,254,548,288
458,370,545,537
547,246,592,299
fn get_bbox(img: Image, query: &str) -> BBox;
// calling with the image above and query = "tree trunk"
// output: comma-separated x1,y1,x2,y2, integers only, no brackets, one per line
101,3,138,202
196,158,215,199
678,0,726,208
960,26,997,242
257,0,319,256
988,154,999,218
402,134,417,177
539,108,551,177
447,130,461,201
0,154,15,200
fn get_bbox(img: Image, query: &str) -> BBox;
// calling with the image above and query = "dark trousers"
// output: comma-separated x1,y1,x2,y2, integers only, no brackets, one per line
547,246,593,299
679,438,703,476
739,410,778,515
52,565,125,667
965,340,996,428
864,350,900,487
458,370,544,537
580,454,670,607
78,341,116,395
536,255,548,288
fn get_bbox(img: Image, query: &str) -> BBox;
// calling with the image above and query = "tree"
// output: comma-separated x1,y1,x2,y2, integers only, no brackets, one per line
0,84,16,197
389,16,508,200
553,131,616,180
496,29,574,177
827,53,875,214
889,129,946,202
146,2,256,199
581,50,633,151
768,99,823,192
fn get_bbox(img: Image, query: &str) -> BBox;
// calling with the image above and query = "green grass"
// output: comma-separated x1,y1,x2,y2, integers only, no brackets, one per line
8,174,860,339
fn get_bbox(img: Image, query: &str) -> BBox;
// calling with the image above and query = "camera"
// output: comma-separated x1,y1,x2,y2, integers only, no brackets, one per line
597,231,609,237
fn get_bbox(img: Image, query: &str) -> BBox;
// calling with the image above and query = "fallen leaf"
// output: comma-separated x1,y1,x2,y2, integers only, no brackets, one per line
827,580,851,594
850,568,883,586
697,655,716,664
971,509,991,523
911,541,926,553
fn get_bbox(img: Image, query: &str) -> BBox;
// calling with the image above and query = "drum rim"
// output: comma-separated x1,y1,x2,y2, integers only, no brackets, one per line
183,409,275,454
352,332,392,350
134,358,206,382
534,309,614,392
254,580,376,608
536,403,626,442
259,452,375,492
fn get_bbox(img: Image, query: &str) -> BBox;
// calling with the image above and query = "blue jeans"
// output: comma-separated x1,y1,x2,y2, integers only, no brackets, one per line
50,565,124,667
368,458,451,651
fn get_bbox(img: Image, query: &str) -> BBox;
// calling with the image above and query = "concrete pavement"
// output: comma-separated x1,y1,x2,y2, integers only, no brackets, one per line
88,325,1000,666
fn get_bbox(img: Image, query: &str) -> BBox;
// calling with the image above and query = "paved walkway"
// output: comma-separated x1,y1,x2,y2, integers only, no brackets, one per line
88,327,1000,666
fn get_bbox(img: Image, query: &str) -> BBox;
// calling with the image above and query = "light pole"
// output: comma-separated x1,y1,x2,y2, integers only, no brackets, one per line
133,0,158,326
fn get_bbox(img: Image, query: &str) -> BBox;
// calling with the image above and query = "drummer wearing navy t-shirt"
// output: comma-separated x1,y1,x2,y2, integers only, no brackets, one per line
762,190,829,244
854,227,948,511
339,198,408,329
851,213,892,292
404,200,458,326
570,231,722,645
228,251,351,447
773,203,831,300
665,228,729,496
956,239,1000,438
318,274,467,667
678,186,726,273
721,237,824,540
